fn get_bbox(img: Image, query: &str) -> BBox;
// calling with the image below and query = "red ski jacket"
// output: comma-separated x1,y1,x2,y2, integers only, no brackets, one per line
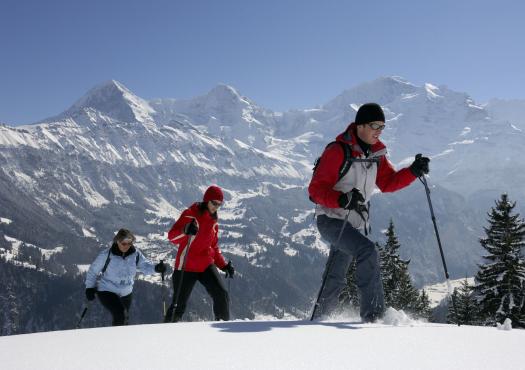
167,203,227,272
309,122,416,218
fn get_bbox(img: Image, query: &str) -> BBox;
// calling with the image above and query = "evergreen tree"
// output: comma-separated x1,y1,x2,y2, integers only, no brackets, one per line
415,289,432,320
474,194,525,328
380,220,418,313
447,278,480,325
393,266,420,312
0,273,20,335
446,288,460,325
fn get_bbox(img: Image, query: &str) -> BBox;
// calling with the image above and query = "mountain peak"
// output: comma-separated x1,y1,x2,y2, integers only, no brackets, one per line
100,79,128,93
65,80,155,123
208,84,242,98
324,76,419,111
204,84,253,109
376,75,415,87
352,76,418,100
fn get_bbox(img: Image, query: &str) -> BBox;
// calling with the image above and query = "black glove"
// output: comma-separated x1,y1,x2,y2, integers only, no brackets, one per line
85,287,96,301
184,220,198,235
221,260,235,278
410,153,430,177
154,261,166,274
338,188,365,210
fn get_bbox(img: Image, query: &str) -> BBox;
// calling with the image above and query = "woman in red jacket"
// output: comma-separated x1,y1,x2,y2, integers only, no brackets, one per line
165,185,235,322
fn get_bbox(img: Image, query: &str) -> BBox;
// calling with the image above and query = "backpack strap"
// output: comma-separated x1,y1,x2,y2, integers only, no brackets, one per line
101,249,111,275
334,141,353,181
313,141,353,181
100,249,140,275
316,141,381,180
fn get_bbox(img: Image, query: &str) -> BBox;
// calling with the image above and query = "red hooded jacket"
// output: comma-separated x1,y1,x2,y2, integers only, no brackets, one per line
309,123,416,209
167,203,227,272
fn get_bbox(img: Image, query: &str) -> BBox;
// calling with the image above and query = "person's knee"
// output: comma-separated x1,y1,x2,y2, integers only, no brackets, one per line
325,270,348,286
355,250,381,288
356,240,378,262
325,251,351,281
368,244,380,261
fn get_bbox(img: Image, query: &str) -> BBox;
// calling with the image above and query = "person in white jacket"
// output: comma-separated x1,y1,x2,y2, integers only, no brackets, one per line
85,229,166,326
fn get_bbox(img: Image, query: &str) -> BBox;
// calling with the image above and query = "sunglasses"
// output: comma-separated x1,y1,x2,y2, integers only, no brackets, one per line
119,239,133,246
210,200,222,207
367,122,386,131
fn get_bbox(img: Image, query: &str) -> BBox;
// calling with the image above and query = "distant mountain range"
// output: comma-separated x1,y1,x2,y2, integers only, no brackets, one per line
1,76,524,333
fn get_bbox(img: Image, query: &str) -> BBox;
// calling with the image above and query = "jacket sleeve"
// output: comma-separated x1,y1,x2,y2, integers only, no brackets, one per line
85,249,109,289
212,223,227,269
308,144,345,208
375,155,417,193
167,208,195,245
136,249,156,275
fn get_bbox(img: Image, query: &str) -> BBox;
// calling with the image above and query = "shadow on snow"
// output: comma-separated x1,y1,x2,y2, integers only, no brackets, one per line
211,319,362,333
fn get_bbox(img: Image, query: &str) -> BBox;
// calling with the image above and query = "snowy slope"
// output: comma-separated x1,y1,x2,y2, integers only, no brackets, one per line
0,313,523,370
422,277,475,308
486,98,525,130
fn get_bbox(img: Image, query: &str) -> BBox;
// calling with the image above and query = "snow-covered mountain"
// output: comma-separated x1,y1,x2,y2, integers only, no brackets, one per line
485,98,525,130
1,77,523,333
59,79,156,124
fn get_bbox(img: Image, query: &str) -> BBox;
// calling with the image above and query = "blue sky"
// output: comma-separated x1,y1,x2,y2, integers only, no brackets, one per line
1,0,524,125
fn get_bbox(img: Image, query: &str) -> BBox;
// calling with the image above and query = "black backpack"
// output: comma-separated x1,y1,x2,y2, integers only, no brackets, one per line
312,141,353,182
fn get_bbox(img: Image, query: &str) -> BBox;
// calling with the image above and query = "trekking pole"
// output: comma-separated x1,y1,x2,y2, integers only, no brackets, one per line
170,235,195,323
76,300,90,329
226,272,232,319
419,175,460,326
161,259,167,317
310,209,351,321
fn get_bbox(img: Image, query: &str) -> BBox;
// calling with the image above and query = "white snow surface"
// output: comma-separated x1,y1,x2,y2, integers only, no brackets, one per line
0,309,523,370
497,318,513,331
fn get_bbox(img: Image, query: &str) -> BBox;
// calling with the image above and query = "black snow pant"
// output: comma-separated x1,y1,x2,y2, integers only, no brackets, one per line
165,264,229,322
97,291,133,326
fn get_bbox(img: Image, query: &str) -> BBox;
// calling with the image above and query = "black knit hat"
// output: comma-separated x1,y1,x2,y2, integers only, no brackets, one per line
355,103,385,125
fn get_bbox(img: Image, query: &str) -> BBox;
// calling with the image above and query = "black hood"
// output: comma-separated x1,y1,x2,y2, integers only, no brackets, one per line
110,243,137,258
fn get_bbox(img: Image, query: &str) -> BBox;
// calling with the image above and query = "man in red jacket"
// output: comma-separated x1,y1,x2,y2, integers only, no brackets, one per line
165,185,234,322
308,103,429,322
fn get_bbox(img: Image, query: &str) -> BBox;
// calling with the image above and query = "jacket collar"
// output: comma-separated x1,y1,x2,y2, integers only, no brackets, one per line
110,243,136,258
336,122,386,155
190,202,217,221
